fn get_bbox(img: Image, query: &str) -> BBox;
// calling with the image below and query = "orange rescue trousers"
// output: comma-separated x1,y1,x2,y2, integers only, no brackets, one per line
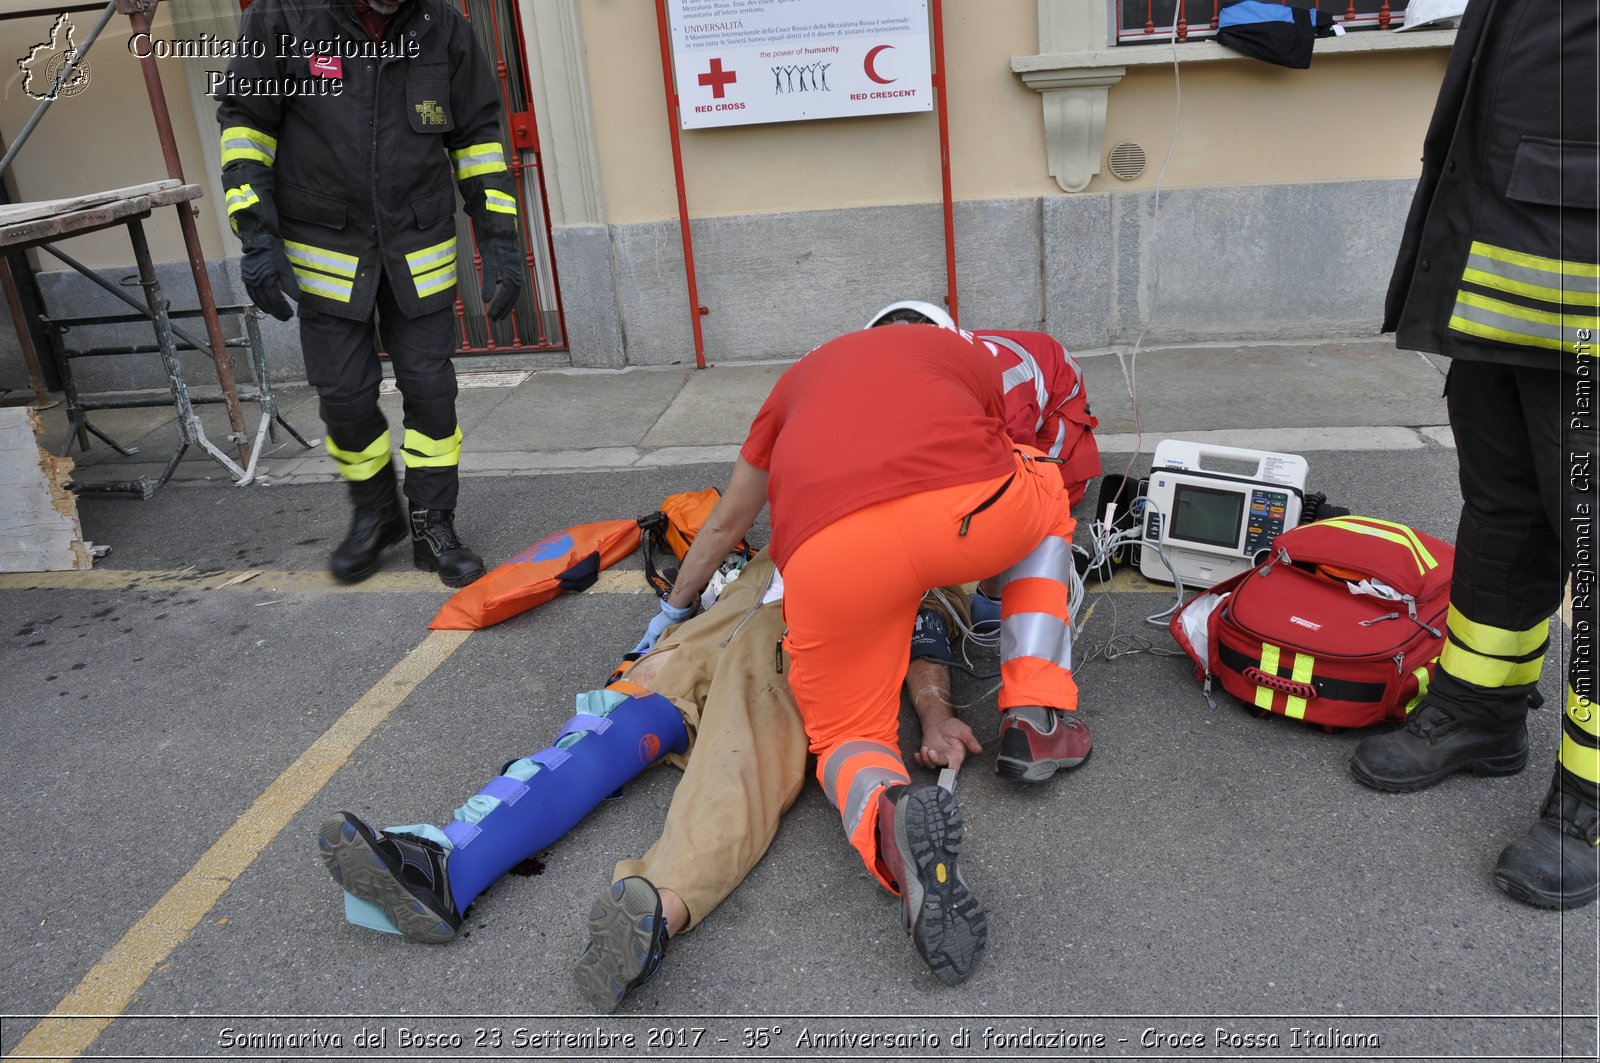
783,446,1078,888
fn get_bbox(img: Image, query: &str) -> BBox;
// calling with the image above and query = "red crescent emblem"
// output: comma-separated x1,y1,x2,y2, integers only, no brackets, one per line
864,44,895,85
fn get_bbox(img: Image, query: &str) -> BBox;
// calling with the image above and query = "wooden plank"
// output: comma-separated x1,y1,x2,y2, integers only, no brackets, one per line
0,198,152,249
0,407,91,572
0,179,184,227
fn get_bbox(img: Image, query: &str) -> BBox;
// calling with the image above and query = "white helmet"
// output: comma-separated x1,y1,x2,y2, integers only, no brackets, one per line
866,300,956,331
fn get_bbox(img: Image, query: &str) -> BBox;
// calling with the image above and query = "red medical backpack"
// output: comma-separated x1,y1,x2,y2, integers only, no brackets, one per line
1171,516,1454,729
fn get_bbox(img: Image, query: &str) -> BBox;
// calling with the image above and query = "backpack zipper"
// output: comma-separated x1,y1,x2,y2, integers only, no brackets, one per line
1356,595,1441,638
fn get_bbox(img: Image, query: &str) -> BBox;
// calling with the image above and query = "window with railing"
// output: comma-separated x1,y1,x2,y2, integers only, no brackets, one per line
1115,0,1408,43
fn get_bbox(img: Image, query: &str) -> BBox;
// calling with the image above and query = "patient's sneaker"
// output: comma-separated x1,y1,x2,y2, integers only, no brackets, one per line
574,876,669,1013
316,812,460,944
875,782,987,984
996,705,1092,782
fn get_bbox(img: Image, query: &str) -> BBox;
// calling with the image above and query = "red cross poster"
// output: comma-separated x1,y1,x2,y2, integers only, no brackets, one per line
665,0,933,129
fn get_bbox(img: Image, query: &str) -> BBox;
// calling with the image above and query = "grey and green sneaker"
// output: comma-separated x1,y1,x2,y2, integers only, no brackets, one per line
316,812,460,944
574,876,669,1013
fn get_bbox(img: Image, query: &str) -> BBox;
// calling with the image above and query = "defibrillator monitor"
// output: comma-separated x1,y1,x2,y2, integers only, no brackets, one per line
1138,439,1308,589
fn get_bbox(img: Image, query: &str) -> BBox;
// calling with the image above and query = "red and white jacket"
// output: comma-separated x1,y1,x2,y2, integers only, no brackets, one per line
972,329,1101,507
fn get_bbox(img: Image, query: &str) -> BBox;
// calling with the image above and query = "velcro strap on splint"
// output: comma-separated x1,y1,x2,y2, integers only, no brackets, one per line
479,775,530,805
443,819,480,848
530,747,571,771
558,713,613,740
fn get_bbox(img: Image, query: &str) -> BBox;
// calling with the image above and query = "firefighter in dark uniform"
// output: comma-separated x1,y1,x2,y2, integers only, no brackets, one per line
1350,0,1598,908
216,0,523,587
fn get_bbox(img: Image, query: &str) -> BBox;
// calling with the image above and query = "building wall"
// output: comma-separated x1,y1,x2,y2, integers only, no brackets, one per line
1,0,1453,394
561,0,1449,363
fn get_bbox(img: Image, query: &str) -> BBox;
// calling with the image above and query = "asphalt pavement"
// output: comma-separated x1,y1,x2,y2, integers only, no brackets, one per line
1,338,1595,1063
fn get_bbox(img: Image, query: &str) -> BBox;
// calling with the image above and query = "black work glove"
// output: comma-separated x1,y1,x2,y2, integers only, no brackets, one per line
480,231,523,322
239,229,298,322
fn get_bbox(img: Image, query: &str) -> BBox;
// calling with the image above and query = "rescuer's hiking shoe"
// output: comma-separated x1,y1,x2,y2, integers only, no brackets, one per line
1349,700,1527,792
410,508,487,588
1494,772,1600,910
875,782,986,985
575,876,669,1013
316,813,460,943
995,706,1092,782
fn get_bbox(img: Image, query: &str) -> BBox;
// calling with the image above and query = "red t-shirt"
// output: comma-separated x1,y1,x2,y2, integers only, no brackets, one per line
741,326,1016,568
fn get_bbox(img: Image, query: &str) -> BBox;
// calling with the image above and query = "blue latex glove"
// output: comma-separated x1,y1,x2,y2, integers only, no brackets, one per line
633,599,693,655
970,589,1002,629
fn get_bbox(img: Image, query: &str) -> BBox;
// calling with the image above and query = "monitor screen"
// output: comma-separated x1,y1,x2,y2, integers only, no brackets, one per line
1169,482,1245,550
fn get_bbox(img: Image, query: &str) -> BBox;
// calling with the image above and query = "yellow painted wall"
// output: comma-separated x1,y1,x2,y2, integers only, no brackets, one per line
0,3,223,268
1100,51,1450,191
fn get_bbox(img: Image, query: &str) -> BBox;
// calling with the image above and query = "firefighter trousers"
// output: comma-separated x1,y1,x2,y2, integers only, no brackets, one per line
1440,358,1599,798
299,271,462,512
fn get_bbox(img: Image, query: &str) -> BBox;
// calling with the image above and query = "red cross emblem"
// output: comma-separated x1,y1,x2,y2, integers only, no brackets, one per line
697,57,736,98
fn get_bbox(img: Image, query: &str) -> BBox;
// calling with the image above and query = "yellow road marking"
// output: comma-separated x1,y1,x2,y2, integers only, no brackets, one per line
7,629,471,1062
0,566,1173,597
0,567,649,596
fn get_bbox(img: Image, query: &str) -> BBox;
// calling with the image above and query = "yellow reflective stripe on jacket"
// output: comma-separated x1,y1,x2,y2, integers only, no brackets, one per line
449,142,508,180
1464,241,1600,296
283,240,358,303
220,126,277,167
1318,518,1433,575
1283,652,1315,720
1450,290,1600,353
224,184,259,216
405,237,458,299
413,264,457,298
224,185,260,233
325,430,391,481
401,426,462,469
284,240,359,279
484,189,518,217
1255,643,1280,710
1446,606,1548,658
291,269,354,303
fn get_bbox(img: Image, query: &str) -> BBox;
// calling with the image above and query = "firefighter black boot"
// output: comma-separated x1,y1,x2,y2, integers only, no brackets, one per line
1493,770,1600,910
329,467,406,583
411,508,487,588
1349,699,1527,792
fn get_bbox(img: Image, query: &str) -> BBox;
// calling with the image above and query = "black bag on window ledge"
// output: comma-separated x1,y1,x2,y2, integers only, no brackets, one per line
1216,0,1341,69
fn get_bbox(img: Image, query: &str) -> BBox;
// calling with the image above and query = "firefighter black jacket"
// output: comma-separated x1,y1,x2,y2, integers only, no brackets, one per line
1384,0,1598,371
216,0,517,321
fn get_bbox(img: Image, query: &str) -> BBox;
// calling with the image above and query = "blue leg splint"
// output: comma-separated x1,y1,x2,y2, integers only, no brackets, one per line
340,690,686,934
443,689,686,911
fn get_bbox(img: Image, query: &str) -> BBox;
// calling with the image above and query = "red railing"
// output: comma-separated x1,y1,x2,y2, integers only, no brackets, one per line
453,0,568,354
1116,0,1400,43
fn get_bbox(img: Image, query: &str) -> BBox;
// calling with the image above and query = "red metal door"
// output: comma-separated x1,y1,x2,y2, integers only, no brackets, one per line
454,0,567,354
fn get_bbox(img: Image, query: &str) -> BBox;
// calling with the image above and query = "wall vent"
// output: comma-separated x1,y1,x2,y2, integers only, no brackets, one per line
1107,141,1147,181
